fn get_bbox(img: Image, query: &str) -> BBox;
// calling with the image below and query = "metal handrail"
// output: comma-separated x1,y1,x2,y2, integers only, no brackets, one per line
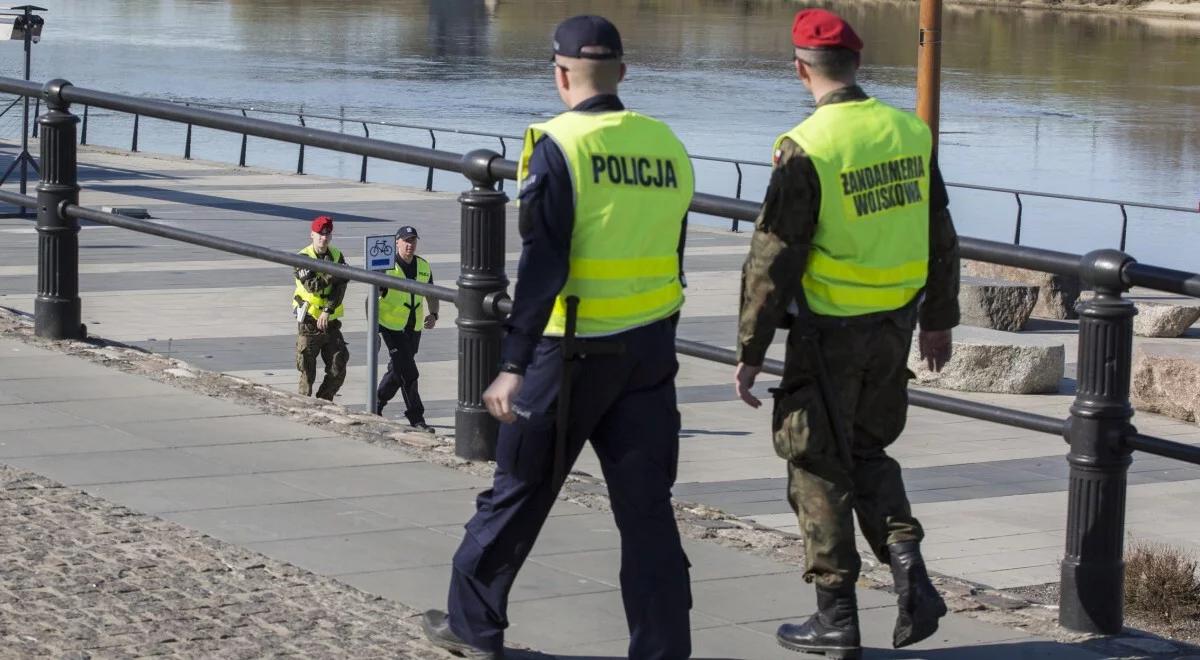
57,92,1200,232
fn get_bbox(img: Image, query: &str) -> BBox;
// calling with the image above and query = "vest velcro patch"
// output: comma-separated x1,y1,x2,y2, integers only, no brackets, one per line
839,155,926,220
590,154,679,189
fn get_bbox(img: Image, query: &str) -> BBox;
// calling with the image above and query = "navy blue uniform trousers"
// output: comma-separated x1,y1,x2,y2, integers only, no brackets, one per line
446,318,692,659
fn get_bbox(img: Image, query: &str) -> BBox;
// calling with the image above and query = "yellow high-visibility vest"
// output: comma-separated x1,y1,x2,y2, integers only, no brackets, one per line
378,256,432,332
517,110,694,337
293,244,345,321
775,97,932,317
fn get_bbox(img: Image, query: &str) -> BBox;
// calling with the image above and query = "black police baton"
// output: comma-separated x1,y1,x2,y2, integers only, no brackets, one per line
554,296,623,487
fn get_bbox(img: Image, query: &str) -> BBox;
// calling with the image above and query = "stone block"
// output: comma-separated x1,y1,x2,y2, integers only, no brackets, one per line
908,327,1065,394
1080,292,1200,338
963,259,1081,320
1133,301,1200,338
959,276,1039,331
1131,345,1200,423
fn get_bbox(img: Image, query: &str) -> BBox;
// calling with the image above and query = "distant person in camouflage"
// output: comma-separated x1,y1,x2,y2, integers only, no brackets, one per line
293,215,350,400
733,9,960,659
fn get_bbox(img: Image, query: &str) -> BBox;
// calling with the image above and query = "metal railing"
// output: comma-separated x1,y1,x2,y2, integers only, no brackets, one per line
13,92,1198,248
3,76,1200,639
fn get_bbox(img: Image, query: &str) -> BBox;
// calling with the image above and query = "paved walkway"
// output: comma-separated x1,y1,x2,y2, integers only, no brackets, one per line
1,144,1196,592
0,335,1113,658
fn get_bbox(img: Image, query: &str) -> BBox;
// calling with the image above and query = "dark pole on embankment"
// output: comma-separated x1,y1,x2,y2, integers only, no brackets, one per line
916,0,942,148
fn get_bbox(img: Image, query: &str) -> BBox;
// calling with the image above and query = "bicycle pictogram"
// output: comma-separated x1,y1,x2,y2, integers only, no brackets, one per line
369,239,393,258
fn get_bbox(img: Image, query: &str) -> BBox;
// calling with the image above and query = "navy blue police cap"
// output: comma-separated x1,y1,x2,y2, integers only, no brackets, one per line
552,15,623,60
395,225,419,240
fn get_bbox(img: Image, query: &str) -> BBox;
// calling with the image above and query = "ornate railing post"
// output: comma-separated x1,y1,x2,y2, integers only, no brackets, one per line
1060,249,1136,634
455,149,508,460
34,79,83,340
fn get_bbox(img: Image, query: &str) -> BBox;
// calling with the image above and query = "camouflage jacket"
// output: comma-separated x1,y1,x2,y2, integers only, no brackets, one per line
737,86,961,367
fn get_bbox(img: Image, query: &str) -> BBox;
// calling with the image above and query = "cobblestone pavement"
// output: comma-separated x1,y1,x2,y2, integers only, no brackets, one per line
0,465,454,659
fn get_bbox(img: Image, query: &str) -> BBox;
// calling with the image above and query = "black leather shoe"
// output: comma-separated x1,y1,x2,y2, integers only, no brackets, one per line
889,541,948,648
374,402,385,416
776,586,861,659
420,609,501,659
412,421,435,433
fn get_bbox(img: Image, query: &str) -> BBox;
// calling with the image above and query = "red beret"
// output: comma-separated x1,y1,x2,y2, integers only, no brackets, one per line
792,9,863,52
311,215,334,234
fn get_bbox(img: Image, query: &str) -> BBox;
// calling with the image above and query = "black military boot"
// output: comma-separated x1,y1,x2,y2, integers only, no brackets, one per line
421,609,502,659
776,585,861,659
889,541,948,648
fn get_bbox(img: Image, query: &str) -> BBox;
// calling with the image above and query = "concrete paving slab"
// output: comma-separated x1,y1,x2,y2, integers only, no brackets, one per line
161,499,407,544
433,512,623,558
48,393,256,424
531,538,802,585
5,447,243,485
504,591,726,651
181,436,417,472
268,461,489,499
114,413,340,447
0,354,116,379
564,623,790,660
248,527,461,575
690,573,893,625
337,561,622,617
82,473,323,514
3,373,177,402
345,489,589,529
0,402,91,431
0,424,161,457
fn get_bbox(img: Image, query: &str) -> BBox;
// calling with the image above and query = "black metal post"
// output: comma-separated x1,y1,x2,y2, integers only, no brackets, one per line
1012,192,1023,245
359,123,369,183
426,129,436,191
34,79,82,340
238,109,248,166
79,104,87,145
1059,248,1137,635
131,113,139,152
296,114,305,174
30,96,39,136
455,149,509,460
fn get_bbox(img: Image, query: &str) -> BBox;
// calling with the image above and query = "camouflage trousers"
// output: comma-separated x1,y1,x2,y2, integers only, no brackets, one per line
771,319,924,590
296,318,350,400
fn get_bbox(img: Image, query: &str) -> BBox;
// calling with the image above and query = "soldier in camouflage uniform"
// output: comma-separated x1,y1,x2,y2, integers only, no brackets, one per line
293,215,350,400
734,9,960,658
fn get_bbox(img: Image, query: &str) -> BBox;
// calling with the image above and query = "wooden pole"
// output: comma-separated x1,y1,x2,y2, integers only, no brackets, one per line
916,0,943,150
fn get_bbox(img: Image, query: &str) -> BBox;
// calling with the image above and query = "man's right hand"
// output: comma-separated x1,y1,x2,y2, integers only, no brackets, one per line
734,362,763,408
316,310,331,331
483,372,524,423
918,329,953,372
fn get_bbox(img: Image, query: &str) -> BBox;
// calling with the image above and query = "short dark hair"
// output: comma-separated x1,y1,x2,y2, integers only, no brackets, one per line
794,46,859,80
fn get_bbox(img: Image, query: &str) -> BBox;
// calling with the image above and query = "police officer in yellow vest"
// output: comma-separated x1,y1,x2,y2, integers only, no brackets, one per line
375,225,438,430
422,16,695,660
293,215,351,400
733,10,960,658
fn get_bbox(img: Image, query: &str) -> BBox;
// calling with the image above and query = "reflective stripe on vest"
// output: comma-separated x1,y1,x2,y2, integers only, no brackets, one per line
517,110,694,337
293,244,345,321
378,256,432,332
775,98,932,317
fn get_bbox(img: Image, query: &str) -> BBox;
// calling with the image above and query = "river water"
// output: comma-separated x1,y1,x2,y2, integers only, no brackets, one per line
3,0,1197,267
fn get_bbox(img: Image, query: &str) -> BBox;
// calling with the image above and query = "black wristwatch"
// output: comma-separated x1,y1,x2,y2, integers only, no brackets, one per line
499,361,525,376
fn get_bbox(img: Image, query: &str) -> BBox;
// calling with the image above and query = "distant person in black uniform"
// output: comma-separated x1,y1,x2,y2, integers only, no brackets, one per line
421,15,696,660
375,225,438,431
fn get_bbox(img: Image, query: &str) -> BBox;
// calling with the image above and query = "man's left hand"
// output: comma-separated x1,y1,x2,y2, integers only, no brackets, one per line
424,314,438,330
316,310,330,331
483,372,523,423
735,362,763,408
